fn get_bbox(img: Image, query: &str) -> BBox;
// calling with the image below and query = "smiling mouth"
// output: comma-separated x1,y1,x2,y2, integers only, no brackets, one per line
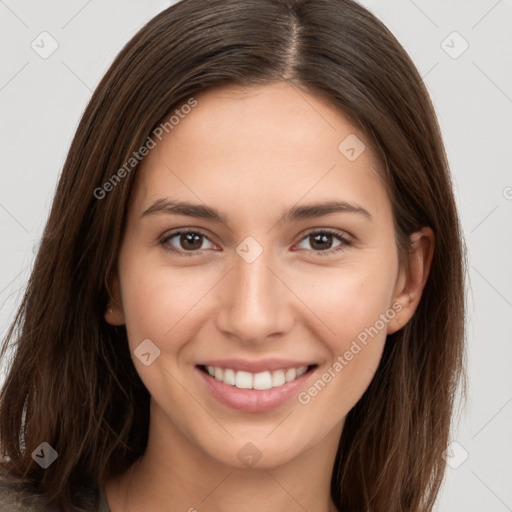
197,364,317,390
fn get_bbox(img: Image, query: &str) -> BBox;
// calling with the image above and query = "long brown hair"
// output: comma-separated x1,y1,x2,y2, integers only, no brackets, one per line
0,0,466,510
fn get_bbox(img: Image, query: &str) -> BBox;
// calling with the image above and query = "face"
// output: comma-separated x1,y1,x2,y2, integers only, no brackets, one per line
107,81,421,470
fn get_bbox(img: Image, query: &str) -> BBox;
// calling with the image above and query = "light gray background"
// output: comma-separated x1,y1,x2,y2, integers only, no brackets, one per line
1,1,511,510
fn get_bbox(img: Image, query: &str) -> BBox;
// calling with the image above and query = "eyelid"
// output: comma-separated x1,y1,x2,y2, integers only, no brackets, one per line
159,227,352,256
299,226,352,242
159,228,218,254
293,227,352,256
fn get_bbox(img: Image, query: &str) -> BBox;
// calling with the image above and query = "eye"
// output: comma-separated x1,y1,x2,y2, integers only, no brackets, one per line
160,229,217,254
159,228,351,257
295,229,351,256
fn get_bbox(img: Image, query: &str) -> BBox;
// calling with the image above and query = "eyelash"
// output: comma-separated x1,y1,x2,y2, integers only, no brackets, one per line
159,228,352,257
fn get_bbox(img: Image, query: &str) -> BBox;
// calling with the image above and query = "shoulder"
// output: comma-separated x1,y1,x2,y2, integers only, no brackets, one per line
0,466,107,512
0,477,48,512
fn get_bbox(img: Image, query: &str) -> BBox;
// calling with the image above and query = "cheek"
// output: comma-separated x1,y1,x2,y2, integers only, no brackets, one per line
294,263,397,346
118,257,218,351
295,272,394,416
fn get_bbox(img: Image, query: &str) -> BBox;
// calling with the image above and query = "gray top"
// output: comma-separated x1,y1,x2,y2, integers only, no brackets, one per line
0,476,111,512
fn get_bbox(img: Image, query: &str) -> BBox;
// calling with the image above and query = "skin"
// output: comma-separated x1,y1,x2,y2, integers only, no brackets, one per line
104,81,434,512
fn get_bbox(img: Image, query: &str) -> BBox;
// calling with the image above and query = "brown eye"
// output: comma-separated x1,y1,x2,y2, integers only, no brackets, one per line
295,230,351,255
161,230,215,253
179,232,203,251
309,233,335,251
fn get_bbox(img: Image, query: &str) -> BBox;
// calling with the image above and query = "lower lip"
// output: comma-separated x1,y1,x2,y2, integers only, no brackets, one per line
196,366,315,413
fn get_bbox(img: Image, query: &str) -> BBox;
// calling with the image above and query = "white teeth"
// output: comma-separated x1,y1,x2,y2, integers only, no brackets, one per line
223,368,236,386
235,371,253,389
285,368,296,382
253,371,272,390
205,365,310,389
296,366,307,377
271,370,286,387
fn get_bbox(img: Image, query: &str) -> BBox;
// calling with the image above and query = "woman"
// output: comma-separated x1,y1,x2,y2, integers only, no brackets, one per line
0,0,466,510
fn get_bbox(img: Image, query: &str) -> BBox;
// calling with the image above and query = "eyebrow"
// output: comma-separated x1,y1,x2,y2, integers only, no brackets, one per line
141,198,372,223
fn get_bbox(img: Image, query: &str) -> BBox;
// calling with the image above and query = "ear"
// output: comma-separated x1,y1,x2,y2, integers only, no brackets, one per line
387,227,434,334
104,269,126,326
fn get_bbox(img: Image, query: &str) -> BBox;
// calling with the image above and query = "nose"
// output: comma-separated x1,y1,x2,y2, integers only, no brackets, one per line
214,247,295,347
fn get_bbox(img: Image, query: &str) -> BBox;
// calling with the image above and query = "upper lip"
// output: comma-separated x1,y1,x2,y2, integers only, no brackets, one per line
197,358,316,373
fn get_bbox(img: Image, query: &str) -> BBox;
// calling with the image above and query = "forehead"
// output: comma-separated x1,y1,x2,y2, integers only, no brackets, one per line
131,81,390,226
160,81,371,161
